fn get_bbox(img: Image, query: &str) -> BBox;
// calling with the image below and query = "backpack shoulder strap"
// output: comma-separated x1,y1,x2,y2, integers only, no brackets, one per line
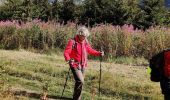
71,38,88,49
71,38,76,49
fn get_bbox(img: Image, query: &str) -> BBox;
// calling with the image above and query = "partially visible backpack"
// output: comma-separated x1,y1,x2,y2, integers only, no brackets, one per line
163,51,170,78
149,51,164,82
149,49,170,82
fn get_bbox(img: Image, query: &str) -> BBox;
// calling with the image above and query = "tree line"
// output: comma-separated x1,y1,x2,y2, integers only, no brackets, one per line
0,0,170,29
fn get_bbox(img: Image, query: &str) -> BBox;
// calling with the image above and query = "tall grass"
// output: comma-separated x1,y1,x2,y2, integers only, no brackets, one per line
0,20,170,59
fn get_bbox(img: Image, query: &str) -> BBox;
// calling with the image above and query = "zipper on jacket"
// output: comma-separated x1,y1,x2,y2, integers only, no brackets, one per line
81,43,82,66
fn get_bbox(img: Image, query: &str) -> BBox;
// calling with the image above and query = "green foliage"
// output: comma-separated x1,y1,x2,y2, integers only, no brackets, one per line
137,0,166,29
0,0,170,29
142,27,168,58
0,26,20,49
59,0,75,23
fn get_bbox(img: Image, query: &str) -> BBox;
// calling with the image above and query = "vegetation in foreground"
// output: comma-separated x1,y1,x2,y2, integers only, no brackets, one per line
0,50,163,100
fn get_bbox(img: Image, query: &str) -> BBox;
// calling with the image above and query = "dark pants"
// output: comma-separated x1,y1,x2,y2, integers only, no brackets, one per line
160,77,170,93
164,94,170,100
71,66,85,100
160,76,170,100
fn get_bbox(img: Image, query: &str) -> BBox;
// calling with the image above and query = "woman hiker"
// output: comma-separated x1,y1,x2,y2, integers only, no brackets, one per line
64,26,104,100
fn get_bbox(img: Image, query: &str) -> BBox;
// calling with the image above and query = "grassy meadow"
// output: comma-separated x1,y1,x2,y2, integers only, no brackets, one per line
0,49,163,100
0,20,169,100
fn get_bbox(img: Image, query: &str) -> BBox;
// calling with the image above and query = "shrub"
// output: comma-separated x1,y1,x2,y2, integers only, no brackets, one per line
0,20,170,60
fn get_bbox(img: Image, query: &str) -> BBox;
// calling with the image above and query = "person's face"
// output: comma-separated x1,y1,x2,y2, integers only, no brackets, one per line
78,35,86,42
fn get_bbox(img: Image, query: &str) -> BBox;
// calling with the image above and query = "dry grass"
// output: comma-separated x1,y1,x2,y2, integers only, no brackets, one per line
0,50,163,100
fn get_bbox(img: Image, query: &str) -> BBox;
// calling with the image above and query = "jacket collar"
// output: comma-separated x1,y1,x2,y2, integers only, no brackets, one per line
75,35,85,44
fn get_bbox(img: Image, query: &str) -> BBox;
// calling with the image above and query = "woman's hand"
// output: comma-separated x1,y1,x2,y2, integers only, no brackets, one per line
100,51,104,57
67,59,74,65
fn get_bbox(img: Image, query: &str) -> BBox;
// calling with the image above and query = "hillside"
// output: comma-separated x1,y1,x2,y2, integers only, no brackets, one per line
0,50,163,100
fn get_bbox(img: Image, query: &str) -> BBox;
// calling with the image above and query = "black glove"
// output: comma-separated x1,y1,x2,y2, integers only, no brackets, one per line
67,59,74,65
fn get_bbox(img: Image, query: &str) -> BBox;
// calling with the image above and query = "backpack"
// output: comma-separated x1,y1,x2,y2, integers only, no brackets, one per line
163,51,170,78
149,52,164,82
149,49,170,82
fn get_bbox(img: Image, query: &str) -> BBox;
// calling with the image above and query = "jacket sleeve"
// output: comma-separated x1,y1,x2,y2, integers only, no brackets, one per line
64,39,74,61
86,43,101,56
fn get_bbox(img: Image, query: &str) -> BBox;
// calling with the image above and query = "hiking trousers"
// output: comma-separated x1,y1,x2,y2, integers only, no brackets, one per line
70,66,85,100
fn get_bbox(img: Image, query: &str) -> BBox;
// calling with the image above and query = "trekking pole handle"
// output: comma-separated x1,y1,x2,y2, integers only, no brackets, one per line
100,46,103,53
100,47,104,58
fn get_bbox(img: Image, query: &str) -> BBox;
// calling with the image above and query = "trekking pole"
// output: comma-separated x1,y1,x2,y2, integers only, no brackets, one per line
61,67,71,99
99,47,103,97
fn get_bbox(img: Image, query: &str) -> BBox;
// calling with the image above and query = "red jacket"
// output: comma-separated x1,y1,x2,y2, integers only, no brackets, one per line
64,36,101,68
